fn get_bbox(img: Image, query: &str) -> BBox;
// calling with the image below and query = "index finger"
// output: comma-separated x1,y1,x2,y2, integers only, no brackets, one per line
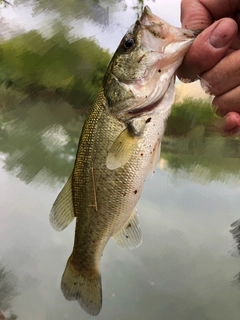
177,18,238,81
180,0,214,30
181,0,240,29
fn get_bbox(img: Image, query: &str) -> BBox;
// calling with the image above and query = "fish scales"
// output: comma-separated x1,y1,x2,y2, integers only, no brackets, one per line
72,87,157,257
50,5,197,316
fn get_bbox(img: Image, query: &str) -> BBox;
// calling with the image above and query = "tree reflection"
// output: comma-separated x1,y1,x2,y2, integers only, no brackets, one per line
230,219,240,285
0,265,18,320
0,97,82,184
1,88,240,185
231,219,240,253
0,25,110,185
162,98,240,183
0,3,240,187
14,0,147,22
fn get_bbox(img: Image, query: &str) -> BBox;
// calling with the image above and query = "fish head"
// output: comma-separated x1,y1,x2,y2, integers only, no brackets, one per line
103,6,197,121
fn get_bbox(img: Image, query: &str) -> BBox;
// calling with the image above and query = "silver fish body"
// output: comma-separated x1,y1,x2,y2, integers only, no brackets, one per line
50,6,196,316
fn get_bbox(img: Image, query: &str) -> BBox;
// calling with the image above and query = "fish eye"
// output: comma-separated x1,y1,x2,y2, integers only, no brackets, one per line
123,38,134,49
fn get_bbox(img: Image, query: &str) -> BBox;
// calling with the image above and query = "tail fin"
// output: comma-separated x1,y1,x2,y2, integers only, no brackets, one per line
61,256,102,316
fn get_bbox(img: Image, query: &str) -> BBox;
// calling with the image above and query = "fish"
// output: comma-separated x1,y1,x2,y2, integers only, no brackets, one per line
50,5,197,316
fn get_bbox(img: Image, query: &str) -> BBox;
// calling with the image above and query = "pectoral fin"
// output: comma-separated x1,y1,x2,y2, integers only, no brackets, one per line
106,128,139,170
49,174,75,231
113,209,142,250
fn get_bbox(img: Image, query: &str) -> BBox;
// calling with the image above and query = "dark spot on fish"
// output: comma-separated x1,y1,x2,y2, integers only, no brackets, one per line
126,235,129,238
137,54,145,63
145,95,147,98
140,153,143,156
134,190,138,194
158,69,161,73
145,117,151,123
127,223,131,228
74,282,77,286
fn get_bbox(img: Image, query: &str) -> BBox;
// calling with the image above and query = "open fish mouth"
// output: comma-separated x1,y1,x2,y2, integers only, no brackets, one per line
140,6,196,52
103,5,198,122
116,6,197,120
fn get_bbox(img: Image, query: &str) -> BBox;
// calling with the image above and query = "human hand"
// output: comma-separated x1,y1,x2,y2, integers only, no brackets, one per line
177,0,240,135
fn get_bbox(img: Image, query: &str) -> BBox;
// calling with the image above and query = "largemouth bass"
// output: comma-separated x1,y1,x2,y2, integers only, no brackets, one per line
50,6,196,316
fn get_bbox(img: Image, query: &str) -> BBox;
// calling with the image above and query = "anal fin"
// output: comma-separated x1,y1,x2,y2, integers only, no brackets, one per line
50,174,75,231
113,209,142,250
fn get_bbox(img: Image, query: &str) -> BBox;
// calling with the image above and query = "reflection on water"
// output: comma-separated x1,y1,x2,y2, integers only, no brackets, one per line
1,1,240,319
0,92,83,185
0,264,17,320
1,105,240,319
1,60,240,320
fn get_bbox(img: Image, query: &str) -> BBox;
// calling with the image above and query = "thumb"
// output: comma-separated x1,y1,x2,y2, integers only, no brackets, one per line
177,18,238,81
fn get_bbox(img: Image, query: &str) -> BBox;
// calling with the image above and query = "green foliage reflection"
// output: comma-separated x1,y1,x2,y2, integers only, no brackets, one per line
163,98,240,182
14,0,149,22
0,28,111,184
0,26,111,111
0,27,240,186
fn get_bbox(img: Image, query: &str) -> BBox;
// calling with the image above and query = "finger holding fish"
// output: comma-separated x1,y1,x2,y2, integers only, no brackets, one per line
179,0,240,136
221,112,240,136
177,18,238,82
199,49,240,135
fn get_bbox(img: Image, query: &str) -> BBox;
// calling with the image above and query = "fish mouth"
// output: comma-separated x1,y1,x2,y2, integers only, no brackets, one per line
124,7,197,118
107,6,198,122
140,6,196,51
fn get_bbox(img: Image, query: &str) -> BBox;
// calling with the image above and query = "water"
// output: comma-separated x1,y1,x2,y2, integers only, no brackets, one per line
1,1,240,319
1,122,240,319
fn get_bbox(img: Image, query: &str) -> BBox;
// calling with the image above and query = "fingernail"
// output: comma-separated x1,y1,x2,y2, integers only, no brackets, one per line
209,20,236,48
